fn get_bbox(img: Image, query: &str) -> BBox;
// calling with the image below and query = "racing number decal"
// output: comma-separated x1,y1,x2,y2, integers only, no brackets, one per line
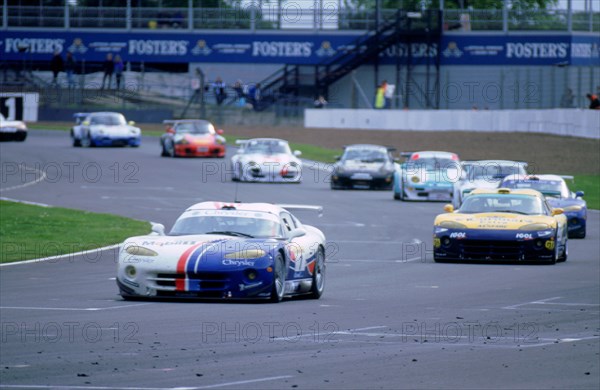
1,96,24,120
287,243,305,272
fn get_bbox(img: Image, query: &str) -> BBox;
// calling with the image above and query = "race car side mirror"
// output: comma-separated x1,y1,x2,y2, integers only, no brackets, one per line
334,155,341,161
575,191,584,198
217,129,224,135
293,150,302,157
151,223,165,236
128,121,136,126
289,227,307,239
551,208,564,216
443,204,454,213
82,121,90,126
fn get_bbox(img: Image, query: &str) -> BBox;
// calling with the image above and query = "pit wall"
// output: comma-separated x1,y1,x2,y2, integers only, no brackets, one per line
304,108,600,139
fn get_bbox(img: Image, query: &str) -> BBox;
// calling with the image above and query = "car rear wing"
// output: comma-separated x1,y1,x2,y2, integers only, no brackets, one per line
560,175,574,181
277,204,323,217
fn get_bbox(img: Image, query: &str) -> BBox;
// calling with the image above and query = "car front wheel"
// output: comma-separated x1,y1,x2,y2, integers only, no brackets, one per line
270,253,286,303
309,248,326,299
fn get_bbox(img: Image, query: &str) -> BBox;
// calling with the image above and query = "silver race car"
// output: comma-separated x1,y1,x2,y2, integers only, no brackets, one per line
231,138,302,183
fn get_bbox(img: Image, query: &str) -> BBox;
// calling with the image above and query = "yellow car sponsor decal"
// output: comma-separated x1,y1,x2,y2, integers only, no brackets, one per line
434,213,557,230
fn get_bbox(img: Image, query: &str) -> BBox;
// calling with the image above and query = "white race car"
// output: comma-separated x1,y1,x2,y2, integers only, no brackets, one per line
71,112,141,147
0,113,27,142
452,160,528,208
117,202,326,302
231,138,302,183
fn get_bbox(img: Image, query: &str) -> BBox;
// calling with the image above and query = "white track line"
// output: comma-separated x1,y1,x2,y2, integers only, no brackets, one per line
0,164,47,192
0,375,294,390
0,303,151,311
0,244,120,267
0,197,51,207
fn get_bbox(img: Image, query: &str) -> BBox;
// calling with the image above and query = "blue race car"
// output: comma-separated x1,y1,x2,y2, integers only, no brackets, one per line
500,174,587,238
117,202,326,302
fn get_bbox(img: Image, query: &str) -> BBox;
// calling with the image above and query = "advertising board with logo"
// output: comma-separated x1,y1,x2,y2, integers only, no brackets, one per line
2,31,598,66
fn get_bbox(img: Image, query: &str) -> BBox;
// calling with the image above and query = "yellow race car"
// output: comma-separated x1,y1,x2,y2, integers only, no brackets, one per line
433,188,568,264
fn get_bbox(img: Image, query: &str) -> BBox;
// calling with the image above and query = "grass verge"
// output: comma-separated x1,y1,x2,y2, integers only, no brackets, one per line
0,201,150,263
571,175,600,210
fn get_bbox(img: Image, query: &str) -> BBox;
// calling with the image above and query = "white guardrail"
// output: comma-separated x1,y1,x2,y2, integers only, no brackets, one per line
304,109,600,139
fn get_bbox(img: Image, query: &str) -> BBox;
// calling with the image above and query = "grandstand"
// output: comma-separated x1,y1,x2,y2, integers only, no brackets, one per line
1,1,599,123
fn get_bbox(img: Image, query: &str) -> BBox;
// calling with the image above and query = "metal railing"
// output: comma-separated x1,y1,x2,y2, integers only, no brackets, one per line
444,9,599,32
3,5,598,32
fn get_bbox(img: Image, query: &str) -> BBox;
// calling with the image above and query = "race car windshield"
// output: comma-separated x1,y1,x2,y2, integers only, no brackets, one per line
459,195,544,215
468,164,524,180
243,141,291,155
502,180,567,198
343,149,387,163
410,158,456,170
175,122,214,134
90,114,126,126
169,216,281,238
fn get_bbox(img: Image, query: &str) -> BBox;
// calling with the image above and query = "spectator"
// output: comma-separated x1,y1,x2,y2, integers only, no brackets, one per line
248,83,262,110
560,88,574,108
50,50,64,85
114,55,124,89
101,53,114,89
586,93,600,110
64,51,76,88
233,79,245,106
213,77,227,105
314,95,327,109
383,81,395,109
374,82,386,109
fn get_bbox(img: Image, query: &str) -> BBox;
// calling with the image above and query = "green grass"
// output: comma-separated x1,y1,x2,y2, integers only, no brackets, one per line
572,175,600,210
0,201,151,263
27,122,71,131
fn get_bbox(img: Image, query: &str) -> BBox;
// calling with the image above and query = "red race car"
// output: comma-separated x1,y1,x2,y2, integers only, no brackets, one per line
160,119,226,158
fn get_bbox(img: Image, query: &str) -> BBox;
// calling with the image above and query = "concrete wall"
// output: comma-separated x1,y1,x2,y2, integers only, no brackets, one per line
327,65,600,110
305,108,600,139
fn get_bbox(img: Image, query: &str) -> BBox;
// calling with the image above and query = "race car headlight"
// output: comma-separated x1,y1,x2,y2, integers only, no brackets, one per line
129,128,140,135
124,265,137,278
174,135,189,144
537,229,554,238
519,223,551,231
336,165,345,174
562,205,582,212
411,176,420,183
434,227,449,234
438,221,467,229
215,136,225,145
224,249,266,259
125,246,158,256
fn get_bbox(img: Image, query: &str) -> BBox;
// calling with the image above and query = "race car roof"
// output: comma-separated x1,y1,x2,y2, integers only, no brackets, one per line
502,174,566,182
462,160,527,167
409,151,459,160
185,201,286,216
470,188,544,197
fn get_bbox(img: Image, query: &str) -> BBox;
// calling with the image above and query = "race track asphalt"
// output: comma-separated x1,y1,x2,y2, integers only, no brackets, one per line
1,130,599,389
